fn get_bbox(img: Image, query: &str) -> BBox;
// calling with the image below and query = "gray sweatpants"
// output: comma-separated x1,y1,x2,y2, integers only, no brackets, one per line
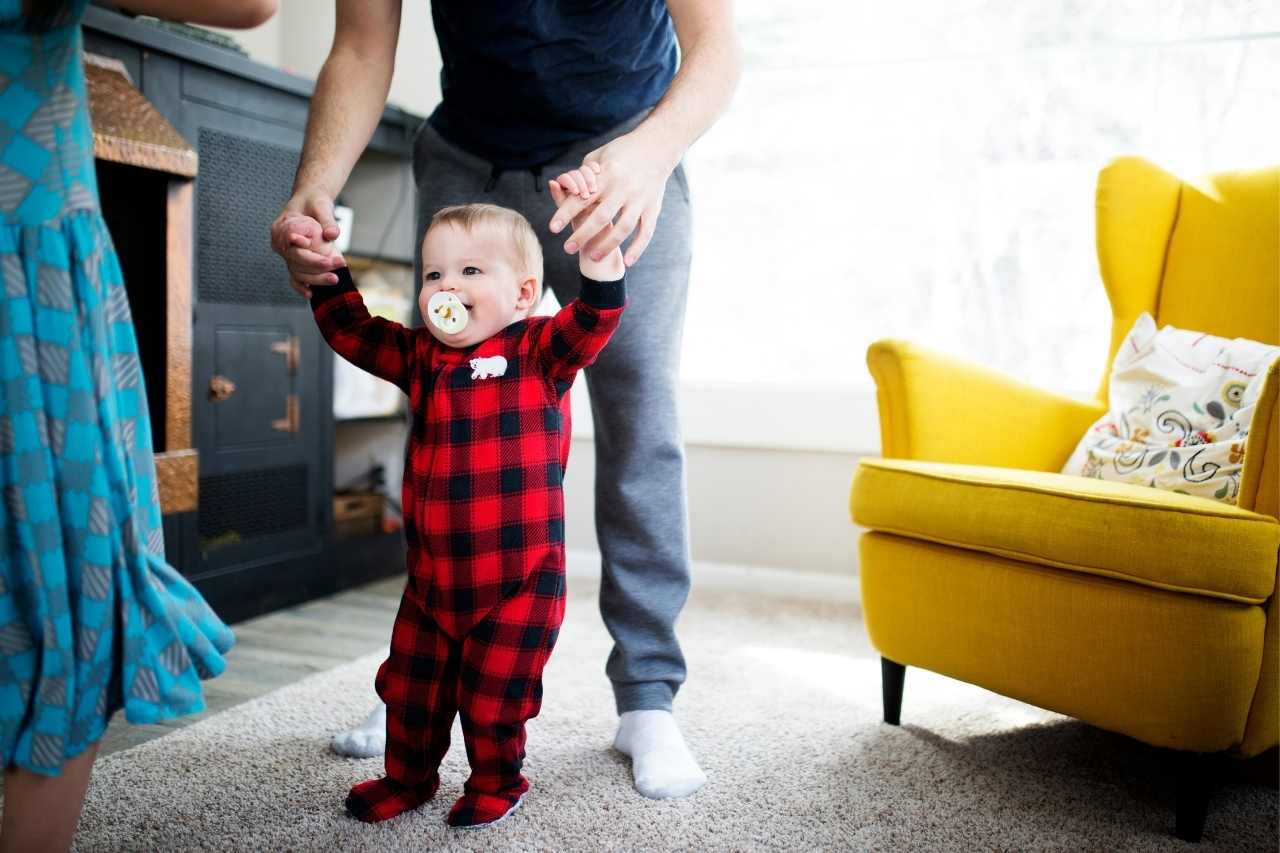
412,112,692,713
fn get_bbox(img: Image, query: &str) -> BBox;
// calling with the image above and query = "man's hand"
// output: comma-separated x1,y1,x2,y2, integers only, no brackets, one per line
269,192,346,298
549,166,625,281
548,128,681,269
280,214,343,258
548,0,739,270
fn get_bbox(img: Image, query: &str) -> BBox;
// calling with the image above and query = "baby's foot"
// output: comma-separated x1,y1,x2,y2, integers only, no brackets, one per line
613,709,706,799
345,774,439,823
331,701,386,758
446,789,527,829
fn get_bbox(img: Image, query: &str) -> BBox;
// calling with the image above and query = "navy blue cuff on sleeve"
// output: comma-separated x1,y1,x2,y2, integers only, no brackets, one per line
578,272,626,309
309,266,358,310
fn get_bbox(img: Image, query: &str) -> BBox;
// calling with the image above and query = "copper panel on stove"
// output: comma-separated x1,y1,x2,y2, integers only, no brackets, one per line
84,53,197,177
166,181,193,450
155,449,198,515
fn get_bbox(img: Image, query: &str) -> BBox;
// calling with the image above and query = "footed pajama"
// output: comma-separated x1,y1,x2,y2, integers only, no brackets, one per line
351,569,565,826
311,267,623,825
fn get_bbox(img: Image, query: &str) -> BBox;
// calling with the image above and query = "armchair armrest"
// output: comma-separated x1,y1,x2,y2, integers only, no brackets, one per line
1240,358,1279,519
1240,358,1278,758
867,338,1107,472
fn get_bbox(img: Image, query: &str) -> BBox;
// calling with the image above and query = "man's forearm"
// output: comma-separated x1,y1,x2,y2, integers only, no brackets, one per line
293,48,394,200
636,8,741,169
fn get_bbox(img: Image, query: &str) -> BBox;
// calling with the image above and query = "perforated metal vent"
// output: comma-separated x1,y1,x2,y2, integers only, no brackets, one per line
196,128,298,305
198,465,308,541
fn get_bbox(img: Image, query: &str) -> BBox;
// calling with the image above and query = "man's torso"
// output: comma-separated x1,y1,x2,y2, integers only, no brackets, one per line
427,0,678,167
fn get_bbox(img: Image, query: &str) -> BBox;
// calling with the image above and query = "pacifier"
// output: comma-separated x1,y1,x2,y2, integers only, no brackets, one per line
427,290,468,334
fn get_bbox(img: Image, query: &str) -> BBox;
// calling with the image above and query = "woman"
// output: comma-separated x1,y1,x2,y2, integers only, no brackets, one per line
0,2,275,850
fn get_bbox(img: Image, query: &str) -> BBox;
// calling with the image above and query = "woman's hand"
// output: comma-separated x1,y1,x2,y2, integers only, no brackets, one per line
548,128,682,268
116,0,277,28
269,191,346,298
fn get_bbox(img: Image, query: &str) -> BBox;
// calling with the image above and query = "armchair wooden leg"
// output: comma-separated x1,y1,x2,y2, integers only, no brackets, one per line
1174,751,1211,843
881,657,905,725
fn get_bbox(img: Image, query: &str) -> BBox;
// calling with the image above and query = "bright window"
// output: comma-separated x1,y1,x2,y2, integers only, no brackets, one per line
682,1,1280,397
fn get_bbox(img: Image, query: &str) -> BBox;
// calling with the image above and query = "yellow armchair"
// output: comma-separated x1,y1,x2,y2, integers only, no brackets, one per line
850,158,1280,843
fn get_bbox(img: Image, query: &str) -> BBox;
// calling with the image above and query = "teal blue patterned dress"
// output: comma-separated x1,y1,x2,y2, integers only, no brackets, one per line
0,0,234,775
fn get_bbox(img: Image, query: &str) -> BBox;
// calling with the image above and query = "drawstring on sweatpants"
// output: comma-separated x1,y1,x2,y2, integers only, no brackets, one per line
481,165,547,194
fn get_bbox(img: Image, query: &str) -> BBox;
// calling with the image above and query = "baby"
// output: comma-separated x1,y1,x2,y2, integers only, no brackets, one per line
293,169,624,828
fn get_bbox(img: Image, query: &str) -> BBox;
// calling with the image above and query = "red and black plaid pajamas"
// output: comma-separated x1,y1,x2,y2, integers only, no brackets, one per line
311,267,624,826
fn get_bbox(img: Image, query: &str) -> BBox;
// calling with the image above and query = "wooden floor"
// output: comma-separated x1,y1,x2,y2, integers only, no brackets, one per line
98,575,404,757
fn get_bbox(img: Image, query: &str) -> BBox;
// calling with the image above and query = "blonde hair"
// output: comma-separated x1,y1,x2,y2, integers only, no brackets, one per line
428,203,543,302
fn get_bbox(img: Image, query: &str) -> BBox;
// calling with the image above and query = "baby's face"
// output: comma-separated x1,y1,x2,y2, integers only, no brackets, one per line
418,223,536,348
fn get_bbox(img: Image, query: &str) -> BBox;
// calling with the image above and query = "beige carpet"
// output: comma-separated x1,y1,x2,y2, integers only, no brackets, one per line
75,571,1276,852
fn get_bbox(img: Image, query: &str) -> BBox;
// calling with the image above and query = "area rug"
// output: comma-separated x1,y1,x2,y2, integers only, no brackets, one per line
74,571,1277,851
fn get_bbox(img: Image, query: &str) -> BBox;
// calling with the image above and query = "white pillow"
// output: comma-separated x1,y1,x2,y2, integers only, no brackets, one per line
1062,313,1279,504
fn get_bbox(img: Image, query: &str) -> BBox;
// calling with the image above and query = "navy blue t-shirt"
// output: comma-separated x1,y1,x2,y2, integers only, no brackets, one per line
427,0,678,169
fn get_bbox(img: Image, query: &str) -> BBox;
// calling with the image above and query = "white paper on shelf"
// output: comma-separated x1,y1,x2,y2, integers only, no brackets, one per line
333,265,413,419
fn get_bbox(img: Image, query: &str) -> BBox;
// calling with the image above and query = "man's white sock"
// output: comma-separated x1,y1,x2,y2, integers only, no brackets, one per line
331,701,387,758
613,709,706,799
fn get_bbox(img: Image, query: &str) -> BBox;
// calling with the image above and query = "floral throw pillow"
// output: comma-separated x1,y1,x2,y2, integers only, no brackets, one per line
1062,313,1279,504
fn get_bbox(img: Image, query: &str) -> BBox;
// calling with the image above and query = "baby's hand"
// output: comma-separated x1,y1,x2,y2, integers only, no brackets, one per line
281,214,345,268
548,165,624,281
552,164,598,200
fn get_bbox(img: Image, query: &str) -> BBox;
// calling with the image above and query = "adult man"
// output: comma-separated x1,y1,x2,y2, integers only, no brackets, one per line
270,0,739,800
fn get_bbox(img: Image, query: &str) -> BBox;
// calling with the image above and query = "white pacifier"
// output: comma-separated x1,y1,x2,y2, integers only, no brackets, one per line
427,290,468,334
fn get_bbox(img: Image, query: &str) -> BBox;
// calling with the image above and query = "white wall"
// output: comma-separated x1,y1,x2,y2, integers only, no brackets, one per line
564,439,865,576
215,11,278,63
211,1,440,116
